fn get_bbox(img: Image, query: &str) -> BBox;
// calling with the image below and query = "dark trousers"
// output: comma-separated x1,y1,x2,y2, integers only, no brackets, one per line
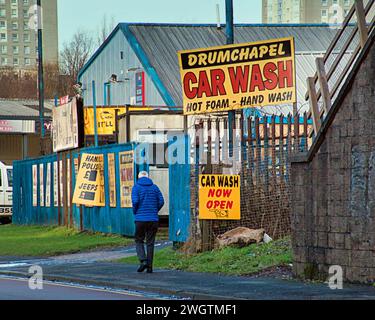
135,221,158,266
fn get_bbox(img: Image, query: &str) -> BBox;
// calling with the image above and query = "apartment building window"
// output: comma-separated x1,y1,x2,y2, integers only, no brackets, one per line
0,9,6,18
344,0,350,6
0,45,6,54
13,45,19,54
322,9,328,18
23,21,29,30
11,9,18,18
23,9,29,18
24,45,30,54
23,0,29,4
11,22,18,30
332,0,338,4
321,0,328,6
23,33,30,42
12,33,18,42
24,57,30,66
13,58,19,66
1,57,8,66
0,21,5,30
0,33,6,42
0,0,5,5
11,0,18,5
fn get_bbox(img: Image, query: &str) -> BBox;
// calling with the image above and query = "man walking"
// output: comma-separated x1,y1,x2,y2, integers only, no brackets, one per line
131,171,164,273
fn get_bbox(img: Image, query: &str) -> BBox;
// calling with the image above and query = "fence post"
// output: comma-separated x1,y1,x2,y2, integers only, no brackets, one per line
355,0,368,48
316,57,331,114
307,77,322,134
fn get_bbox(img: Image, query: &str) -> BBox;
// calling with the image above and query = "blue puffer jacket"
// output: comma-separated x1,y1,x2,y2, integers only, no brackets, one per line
131,177,165,222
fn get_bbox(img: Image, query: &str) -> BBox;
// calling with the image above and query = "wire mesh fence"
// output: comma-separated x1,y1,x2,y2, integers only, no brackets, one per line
187,112,311,252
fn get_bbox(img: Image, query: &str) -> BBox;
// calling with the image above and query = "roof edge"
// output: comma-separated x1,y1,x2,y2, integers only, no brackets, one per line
119,23,176,107
77,24,122,81
124,22,343,28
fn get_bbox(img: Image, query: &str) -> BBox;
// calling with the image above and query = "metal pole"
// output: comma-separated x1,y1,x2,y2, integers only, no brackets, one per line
37,0,45,139
92,80,99,147
226,0,235,158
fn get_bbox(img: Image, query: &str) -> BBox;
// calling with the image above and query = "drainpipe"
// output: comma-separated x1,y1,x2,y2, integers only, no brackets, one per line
226,0,235,158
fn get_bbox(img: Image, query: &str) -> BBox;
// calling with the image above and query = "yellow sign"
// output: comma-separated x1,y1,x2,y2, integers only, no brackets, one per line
84,107,126,136
84,106,155,136
108,153,117,207
72,154,105,207
119,151,134,208
199,175,241,220
178,37,296,115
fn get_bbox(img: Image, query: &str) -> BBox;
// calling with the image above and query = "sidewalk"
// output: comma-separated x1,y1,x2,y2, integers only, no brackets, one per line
1,259,375,300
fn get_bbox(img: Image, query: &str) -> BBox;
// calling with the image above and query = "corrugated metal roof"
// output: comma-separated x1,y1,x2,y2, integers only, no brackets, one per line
0,99,54,118
128,24,353,109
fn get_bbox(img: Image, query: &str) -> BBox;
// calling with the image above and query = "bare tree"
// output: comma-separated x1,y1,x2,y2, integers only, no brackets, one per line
60,30,94,87
97,14,116,47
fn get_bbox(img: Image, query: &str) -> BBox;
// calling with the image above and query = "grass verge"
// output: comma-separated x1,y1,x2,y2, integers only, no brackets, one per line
0,225,134,257
118,237,292,276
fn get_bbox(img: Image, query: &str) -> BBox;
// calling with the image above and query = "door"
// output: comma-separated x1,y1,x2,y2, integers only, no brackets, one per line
0,166,4,206
4,167,12,210
149,166,169,216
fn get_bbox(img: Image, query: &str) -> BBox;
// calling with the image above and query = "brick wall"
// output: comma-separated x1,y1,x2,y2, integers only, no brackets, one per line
291,41,375,283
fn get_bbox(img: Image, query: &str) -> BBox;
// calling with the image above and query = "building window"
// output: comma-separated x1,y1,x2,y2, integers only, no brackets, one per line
11,9,18,18
1,57,8,66
0,9,6,18
321,0,328,6
11,22,18,30
24,45,30,54
13,57,19,66
24,57,30,65
23,33,30,42
0,33,6,42
12,33,18,42
0,45,6,54
0,21,5,30
13,45,19,54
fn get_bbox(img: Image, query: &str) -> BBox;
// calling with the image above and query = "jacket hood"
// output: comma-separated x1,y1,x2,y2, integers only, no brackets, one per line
137,177,154,186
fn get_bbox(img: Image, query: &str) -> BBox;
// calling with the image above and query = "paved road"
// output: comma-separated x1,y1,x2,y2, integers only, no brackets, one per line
0,278,152,300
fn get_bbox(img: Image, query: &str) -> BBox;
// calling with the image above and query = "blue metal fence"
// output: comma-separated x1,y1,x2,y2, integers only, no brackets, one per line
168,134,191,243
13,142,147,237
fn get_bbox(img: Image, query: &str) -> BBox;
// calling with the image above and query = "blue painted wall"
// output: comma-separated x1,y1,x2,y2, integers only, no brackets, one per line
12,143,145,237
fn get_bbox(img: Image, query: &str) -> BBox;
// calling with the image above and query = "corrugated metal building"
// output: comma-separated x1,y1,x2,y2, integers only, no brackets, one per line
0,99,54,164
78,23,353,115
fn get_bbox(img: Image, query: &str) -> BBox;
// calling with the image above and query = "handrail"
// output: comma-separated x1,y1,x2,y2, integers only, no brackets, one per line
305,0,374,102
305,0,374,139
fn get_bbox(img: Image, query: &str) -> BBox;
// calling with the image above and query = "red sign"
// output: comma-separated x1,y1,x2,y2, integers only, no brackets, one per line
59,96,69,106
135,72,145,106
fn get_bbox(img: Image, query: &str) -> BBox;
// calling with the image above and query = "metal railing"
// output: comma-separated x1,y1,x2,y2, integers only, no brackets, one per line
306,0,375,136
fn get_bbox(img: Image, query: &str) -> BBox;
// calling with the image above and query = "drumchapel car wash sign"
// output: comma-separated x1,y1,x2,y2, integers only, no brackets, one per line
178,37,296,115
199,175,241,220
72,154,105,207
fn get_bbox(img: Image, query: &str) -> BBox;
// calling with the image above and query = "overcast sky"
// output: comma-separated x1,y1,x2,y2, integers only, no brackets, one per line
57,0,262,51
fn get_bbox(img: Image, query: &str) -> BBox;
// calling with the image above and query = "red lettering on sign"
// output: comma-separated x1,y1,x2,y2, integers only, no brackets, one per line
263,62,278,90
183,72,198,99
210,69,227,96
278,60,294,88
249,64,265,92
228,66,249,94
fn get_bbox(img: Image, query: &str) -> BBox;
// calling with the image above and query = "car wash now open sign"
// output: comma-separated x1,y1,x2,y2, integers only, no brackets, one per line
178,37,296,115
199,174,241,220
